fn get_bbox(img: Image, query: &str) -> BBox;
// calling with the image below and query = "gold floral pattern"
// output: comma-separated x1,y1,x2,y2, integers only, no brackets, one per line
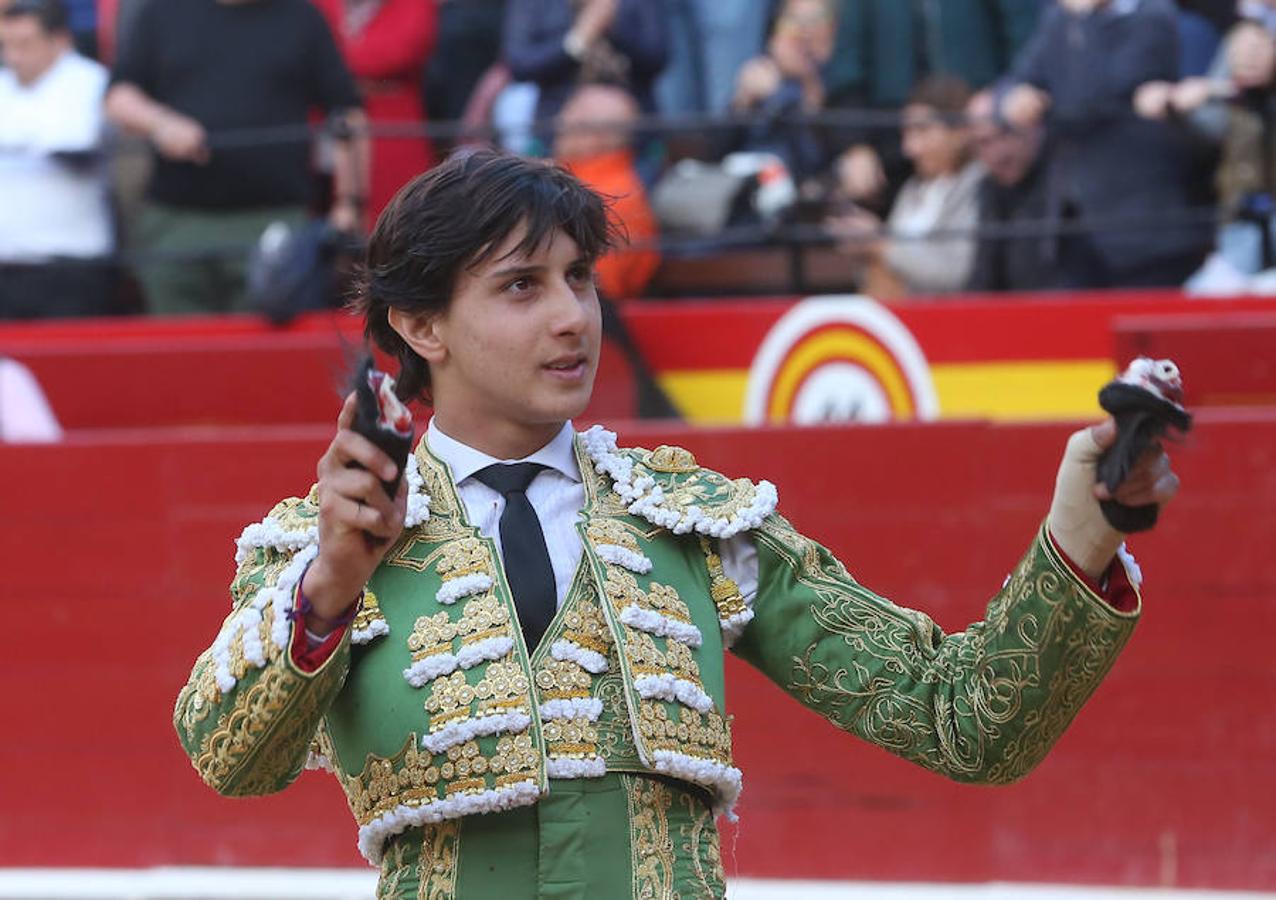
604,571,694,626
676,788,726,898
423,661,531,733
626,774,676,899
637,704,733,765
752,516,1137,784
192,654,347,796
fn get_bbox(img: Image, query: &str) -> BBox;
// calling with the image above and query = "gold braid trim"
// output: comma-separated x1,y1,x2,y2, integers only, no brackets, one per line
192,650,348,796
754,516,1137,784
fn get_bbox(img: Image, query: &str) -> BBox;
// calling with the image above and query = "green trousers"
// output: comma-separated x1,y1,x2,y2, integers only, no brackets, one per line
375,774,727,899
134,202,308,315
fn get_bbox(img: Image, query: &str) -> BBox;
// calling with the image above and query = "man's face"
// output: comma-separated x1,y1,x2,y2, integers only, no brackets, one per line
901,104,971,180
971,118,1041,188
415,226,602,452
0,15,67,86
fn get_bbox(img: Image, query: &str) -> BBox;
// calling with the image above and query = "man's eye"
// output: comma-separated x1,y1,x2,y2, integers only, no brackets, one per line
568,266,595,284
506,277,532,293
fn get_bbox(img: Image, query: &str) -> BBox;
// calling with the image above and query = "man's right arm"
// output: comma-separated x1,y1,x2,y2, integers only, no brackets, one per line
174,393,408,795
104,83,209,164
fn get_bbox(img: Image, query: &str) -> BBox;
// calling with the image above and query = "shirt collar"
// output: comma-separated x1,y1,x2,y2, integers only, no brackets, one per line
426,418,581,486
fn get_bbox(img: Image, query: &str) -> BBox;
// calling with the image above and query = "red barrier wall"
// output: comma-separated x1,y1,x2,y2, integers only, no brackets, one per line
2,412,1273,888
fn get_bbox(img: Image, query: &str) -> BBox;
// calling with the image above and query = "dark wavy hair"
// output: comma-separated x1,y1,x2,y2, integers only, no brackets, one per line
353,148,618,403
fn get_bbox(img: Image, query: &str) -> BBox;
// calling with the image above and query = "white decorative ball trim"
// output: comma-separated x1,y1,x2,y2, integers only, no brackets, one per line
649,749,743,821
352,618,390,645
718,609,755,649
420,711,531,755
580,426,777,539
634,673,714,713
618,604,703,648
403,456,431,529
456,636,515,669
403,653,460,687
233,515,318,566
212,542,318,694
595,544,653,574
550,638,609,674
402,636,514,688
539,697,604,721
436,573,493,605
356,778,541,864
546,756,607,779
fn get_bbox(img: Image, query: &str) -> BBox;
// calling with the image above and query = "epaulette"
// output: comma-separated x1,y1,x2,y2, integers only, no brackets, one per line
579,426,778,538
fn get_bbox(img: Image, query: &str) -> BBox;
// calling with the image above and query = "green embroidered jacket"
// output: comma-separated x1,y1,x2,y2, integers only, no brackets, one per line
174,427,1140,869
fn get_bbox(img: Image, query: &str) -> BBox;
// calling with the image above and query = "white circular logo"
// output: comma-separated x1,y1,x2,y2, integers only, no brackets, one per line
744,296,938,425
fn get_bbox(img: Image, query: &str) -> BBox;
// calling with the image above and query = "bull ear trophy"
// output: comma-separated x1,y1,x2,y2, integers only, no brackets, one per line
349,354,414,499
1095,357,1193,533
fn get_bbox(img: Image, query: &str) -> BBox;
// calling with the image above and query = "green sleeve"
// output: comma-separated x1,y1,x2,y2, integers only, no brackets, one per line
732,515,1139,784
172,500,350,797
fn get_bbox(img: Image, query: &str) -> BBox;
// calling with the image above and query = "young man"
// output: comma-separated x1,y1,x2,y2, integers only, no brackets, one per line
175,150,1178,898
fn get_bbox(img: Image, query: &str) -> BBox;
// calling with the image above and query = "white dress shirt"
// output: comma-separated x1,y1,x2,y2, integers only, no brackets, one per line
0,51,112,261
426,419,758,608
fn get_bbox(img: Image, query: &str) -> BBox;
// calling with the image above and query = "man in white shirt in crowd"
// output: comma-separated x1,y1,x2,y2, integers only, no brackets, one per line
0,0,115,319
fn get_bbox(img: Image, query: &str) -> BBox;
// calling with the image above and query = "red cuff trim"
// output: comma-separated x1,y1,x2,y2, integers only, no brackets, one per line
1047,531,1139,613
289,579,352,673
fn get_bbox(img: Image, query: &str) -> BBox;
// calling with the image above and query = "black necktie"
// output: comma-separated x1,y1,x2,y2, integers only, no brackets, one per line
474,462,556,651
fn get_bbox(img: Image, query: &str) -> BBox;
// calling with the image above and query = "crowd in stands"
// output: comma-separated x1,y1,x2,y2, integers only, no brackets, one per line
2,0,1275,321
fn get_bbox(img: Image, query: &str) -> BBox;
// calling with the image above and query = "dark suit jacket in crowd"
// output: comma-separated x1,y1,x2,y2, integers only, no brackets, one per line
1008,0,1210,280
502,0,668,123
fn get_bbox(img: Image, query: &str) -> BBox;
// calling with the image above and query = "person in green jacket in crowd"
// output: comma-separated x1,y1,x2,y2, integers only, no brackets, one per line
175,148,1178,898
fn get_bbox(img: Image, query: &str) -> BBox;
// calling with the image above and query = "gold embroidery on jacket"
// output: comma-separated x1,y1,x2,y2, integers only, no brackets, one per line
345,732,540,825
757,515,1136,784
194,657,345,795
637,704,732,765
587,518,644,552
604,570,694,625
423,661,531,732
699,537,747,621
535,658,593,701
626,774,676,899
418,819,461,900
560,601,611,657
677,788,726,898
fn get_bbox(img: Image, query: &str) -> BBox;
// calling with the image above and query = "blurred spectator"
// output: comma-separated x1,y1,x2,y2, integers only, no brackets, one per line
0,355,62,441
105,0,366,315
827,76,982,298
655,0,774,117
1000,0,1210,289
0,0,115,319
729,0,838,181
502,0,668,124
1138,18,1276,281
1176,0,1236,75
826,0,1043,213
554,83,660,300
424,0,506,128
964,90,1059,292
314,0,438,221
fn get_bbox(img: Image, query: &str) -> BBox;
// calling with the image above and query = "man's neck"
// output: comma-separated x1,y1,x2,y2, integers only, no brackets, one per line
429,412,568,461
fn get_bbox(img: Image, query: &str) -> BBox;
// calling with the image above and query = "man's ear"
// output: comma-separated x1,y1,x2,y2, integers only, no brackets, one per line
388,307,447,366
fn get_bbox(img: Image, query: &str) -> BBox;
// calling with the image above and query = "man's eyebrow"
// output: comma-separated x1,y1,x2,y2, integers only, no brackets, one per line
486,263,544,280
486,257,596,280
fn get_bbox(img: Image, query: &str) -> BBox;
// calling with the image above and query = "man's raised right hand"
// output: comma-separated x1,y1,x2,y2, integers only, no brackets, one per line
301,392,409,632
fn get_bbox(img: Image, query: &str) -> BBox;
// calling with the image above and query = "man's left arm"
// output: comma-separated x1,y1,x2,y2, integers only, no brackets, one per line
729,420,1175,784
